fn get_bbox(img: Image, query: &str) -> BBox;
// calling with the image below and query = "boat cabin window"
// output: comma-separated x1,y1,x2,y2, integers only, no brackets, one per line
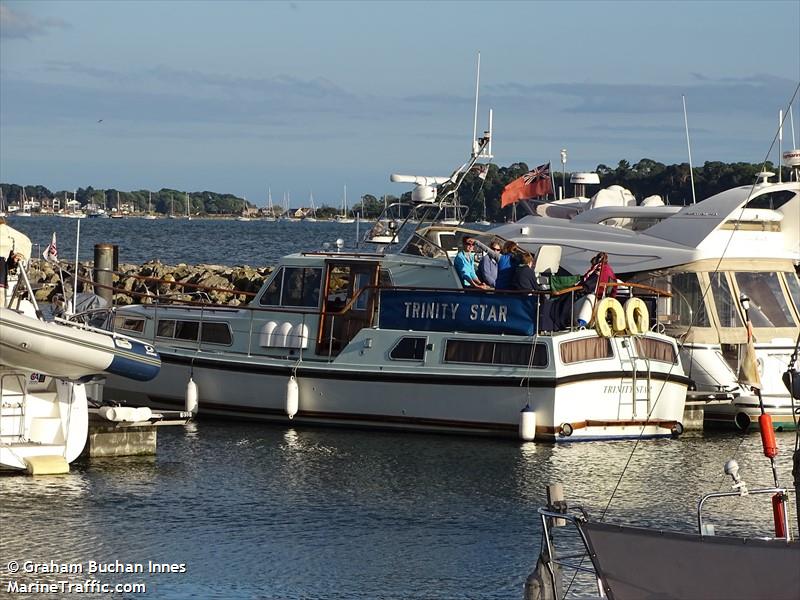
665,273,711,328
157,319,197,341
633,338,677,364
157,319,177,338
559,337,613,364
597,216,664,231
201,322,233,345
744,190,796,210
259,267,322,309
444,340,548,367
734,272,796,328
156,319,232,345
389,337,427,361
438,233,459,254
402,233,446,258
784,272,800,314
709,272,742,328
115,316,145,334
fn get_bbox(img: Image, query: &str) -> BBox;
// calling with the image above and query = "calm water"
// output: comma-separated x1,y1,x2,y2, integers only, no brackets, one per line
7,215,377,267
2,425,796,599
3,214,798,598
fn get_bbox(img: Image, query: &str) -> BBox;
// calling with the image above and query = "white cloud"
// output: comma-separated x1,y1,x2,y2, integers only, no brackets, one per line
0,5,69,41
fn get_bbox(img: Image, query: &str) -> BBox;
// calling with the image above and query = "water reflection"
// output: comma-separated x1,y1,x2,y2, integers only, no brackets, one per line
2,424,796,599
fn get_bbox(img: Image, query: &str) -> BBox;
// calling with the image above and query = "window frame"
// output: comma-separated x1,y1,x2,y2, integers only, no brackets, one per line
388,336,428,361
443,339,548,368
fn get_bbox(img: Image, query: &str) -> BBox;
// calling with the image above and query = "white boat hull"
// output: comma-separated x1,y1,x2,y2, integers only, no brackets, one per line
103,341,687,441
0,370,88,471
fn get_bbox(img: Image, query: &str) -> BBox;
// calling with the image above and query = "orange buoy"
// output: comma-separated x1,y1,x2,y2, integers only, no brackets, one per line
772,493,787,538
758,414,778,458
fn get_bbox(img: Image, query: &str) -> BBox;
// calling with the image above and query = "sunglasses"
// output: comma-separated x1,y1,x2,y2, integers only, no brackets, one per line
492,247,501,251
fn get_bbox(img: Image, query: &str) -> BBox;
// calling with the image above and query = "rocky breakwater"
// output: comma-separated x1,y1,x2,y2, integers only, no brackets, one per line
28,259,273,306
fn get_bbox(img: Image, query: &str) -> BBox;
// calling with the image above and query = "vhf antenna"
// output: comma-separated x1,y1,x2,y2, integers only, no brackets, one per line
471,51,493,160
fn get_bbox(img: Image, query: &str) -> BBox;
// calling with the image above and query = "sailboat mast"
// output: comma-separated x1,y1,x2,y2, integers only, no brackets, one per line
268,187,273,216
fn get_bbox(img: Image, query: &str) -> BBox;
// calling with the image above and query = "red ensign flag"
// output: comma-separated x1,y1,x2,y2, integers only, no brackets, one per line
501,163,553,207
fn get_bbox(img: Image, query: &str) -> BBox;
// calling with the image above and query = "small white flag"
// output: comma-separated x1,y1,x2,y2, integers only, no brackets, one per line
473,164,489,180
43,232,58,263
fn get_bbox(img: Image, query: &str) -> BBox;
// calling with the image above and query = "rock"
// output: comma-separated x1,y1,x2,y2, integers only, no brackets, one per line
22,259,273,307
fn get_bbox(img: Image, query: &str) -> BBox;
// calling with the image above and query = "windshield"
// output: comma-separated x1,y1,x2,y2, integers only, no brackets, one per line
785,271,800,315
735,272,796,328
709,272,743,328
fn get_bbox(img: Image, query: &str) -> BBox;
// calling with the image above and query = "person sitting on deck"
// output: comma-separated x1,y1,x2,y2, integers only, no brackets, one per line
580,252,618,298
454,237,489,289
512,252,547,292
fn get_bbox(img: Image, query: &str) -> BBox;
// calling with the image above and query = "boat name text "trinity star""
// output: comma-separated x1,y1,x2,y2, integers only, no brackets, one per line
403,301,509,322
603,384,650,395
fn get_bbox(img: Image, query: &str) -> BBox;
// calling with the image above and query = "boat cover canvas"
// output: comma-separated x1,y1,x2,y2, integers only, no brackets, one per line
0,221,32,260
581,520,800,600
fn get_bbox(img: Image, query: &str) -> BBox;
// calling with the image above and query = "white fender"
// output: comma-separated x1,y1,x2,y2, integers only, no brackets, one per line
286,376,299,419
276,322,294,347
576,293,596,327
288,323,309,349
185,377,199,415
595,297,626,338
624,297,649,335
259,321,278,347
134,406,153,421
519,404,536,441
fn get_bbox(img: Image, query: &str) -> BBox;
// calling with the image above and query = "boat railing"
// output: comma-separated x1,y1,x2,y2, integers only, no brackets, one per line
536,485,799,600
536,506,604,599
535,483,799,600
697,486,796,540
77,278,673,348
0,371,29,444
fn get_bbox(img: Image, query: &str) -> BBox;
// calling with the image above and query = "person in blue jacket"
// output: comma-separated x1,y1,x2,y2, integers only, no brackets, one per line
477,239,502,287
454,237,489,288
495,241,521,290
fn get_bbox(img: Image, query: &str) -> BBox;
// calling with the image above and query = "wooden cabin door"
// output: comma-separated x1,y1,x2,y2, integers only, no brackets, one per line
317,261,379,356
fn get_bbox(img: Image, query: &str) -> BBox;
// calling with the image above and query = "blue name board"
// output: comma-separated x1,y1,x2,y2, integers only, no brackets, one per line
378,289,539,336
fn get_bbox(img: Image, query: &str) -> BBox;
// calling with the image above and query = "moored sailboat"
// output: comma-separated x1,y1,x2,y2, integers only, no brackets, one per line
334,184,355,223
142,191,157,219
264,188,277,221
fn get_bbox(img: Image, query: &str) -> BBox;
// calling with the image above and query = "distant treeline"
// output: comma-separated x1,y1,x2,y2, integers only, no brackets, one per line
1,158,790,222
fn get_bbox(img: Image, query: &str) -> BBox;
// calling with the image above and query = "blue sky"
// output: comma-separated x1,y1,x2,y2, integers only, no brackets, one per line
1,0,798,208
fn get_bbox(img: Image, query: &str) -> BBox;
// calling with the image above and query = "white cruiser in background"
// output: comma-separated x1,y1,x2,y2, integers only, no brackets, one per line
493,150,800,430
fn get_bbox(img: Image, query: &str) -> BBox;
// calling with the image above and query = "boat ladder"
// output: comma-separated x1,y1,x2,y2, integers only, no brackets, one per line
618,348,653,420
0,372,28,443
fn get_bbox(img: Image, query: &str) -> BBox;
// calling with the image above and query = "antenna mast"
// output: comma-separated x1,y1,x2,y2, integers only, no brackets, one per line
779,109,783,183
682,94,697,205
472,52,481,157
